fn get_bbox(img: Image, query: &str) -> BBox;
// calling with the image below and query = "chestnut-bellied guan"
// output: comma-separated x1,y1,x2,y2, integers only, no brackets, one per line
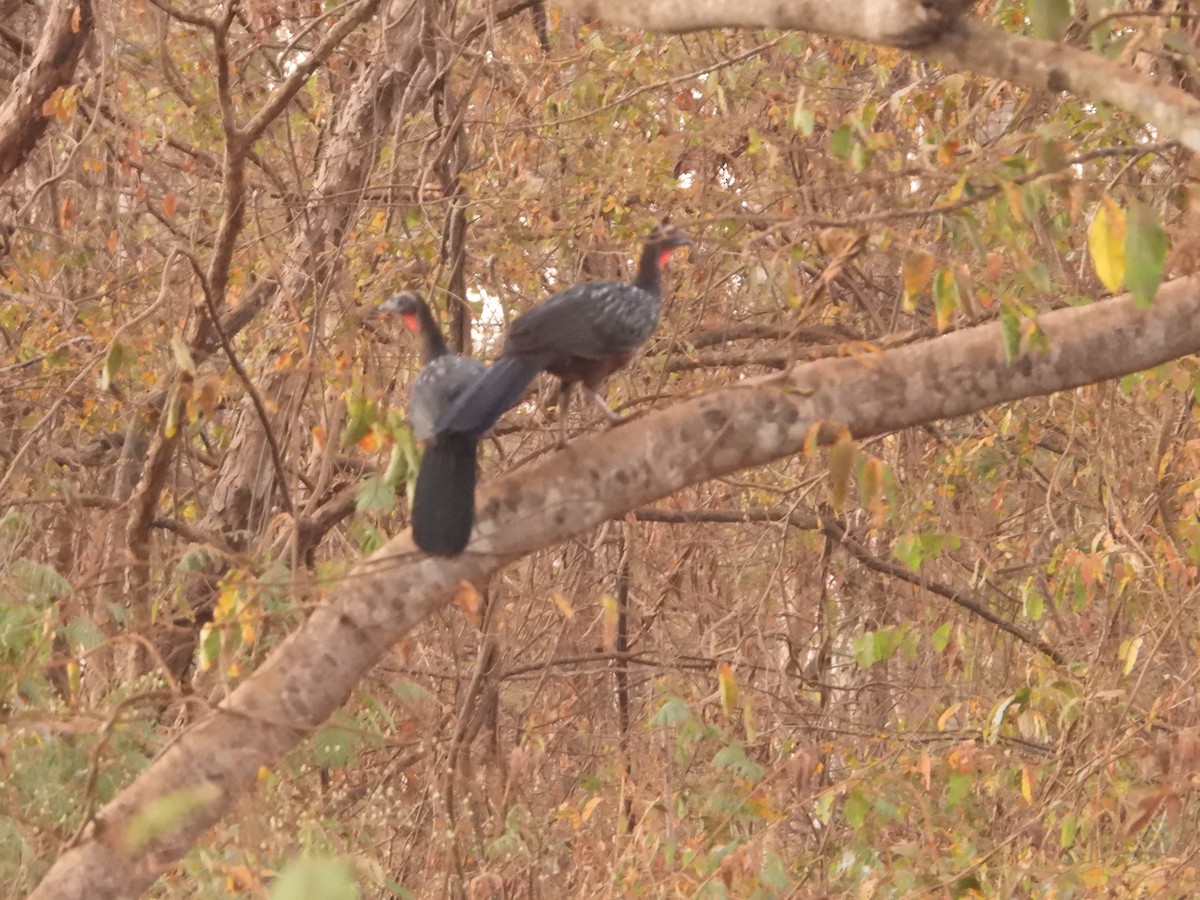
376,291,485,441
412,224,691,557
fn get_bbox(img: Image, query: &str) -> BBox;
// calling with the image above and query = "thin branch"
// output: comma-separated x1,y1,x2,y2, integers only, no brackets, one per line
632,505,1067,665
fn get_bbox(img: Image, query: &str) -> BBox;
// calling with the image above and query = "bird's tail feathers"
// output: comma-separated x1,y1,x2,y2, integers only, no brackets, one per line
437,354,545,437
412,433,477,557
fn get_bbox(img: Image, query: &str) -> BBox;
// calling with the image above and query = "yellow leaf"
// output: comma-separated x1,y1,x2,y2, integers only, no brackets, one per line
601,594,618,652
551,591,575,621
828,432,857,513
718,662,737,715
860,456,884,522
1088,196,1126,293
1021,765,1035,804
580,796,602,824
937,702,961,731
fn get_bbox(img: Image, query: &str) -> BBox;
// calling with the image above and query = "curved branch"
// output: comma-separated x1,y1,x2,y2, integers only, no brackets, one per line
30,274,1200,897
553,0,1200,153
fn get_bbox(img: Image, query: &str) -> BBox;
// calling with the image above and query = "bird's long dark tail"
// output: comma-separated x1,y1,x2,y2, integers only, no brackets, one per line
413,354,545,556
436,354,547,438
412,433,477,556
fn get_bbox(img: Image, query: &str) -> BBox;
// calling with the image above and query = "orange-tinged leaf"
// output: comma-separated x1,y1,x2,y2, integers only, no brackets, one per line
42,88,62,118
453,581,484,625
1088,196,1126,293
71,5,82,32
718,662,737,716
1003,182,1025,224
1021,765,1035,804
357,431,379,453
985,251,1003,280
59,196,78,230
902,250,935,310
107,229,119,253
551,591,575,621
802,421,822,457
827,433,857,513
311,424,326,450
162,193,177,218
601,594,618,652
918,752,931,791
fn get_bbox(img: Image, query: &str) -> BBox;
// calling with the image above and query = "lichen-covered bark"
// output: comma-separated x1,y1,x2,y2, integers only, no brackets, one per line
553,0,1200,153
556,0,970,46
30,274,1200,898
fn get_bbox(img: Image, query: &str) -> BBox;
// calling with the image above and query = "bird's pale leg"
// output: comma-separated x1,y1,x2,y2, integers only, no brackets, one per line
585,386,625,425
557,381,574,448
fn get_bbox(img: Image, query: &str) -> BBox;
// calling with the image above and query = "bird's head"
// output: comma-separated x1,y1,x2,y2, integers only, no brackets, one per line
646,224,691,269
376,291,425,333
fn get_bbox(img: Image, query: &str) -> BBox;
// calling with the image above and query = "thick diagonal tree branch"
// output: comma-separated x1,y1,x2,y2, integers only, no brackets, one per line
30,274,1200,897
554,0,1200,153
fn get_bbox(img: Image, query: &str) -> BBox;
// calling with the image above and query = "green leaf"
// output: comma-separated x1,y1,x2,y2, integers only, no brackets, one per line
1029,0,1072,40
947,771,972,808
271,857,359,900
101,341,125,391
649,695,691,727
313,726,358,768
1000,306,1022,362
932,621,952,653
391,679,432,708
341,393,376,448
198,622,220,670
12,558,72,604
126,785,220,851
853,631,877,669
872,626,901,665
894,534,923,572
843,789,869,828
1088,196,1126,293
712,742,764,780
932,268,960,332
829,124,853,161
63,616,105,649
171,334,197,375
1060,813,1078,850
1024,588,1045,622
1125,202,1167,308
355,474,395,515
791,98,815,136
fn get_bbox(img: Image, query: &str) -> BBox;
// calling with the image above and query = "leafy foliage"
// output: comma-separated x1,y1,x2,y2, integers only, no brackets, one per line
4,0,1200,895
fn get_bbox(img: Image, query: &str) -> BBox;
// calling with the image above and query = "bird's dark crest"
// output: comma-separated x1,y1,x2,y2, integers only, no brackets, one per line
647,223,691,250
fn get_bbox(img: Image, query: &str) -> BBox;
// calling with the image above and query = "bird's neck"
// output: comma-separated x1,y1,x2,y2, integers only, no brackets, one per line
634,243,665,296
416,303,449,362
